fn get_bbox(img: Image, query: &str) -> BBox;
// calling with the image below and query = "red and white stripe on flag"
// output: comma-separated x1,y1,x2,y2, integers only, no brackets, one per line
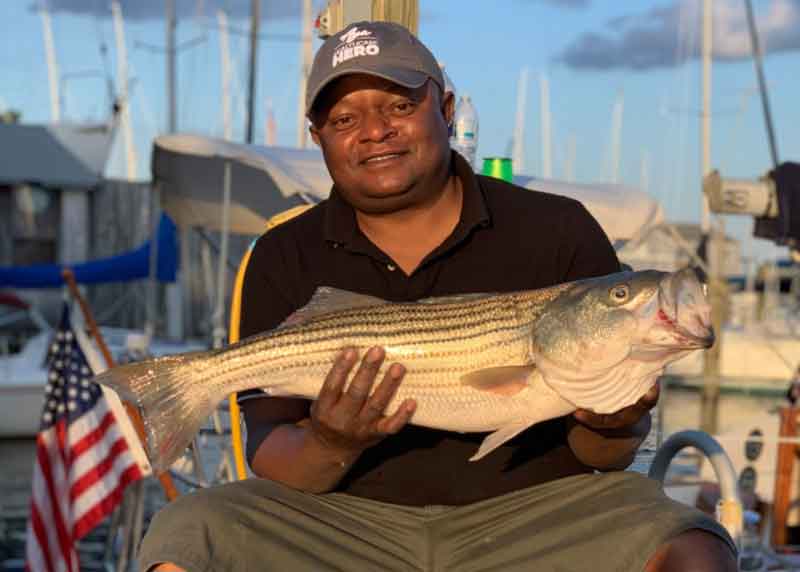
25,306,143,572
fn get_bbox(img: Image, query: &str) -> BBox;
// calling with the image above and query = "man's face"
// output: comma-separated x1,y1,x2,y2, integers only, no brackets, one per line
310,74,454,214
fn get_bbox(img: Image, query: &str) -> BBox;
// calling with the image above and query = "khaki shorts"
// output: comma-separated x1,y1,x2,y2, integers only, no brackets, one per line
138,471,734,572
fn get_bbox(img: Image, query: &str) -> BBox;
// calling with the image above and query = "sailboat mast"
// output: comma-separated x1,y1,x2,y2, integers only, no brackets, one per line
699,0,727,436
701,0,712,233
609,91,624,184
217,10,233,140
511,68,527,175
564,134,576,183
245,0,260,143
640,151,650,194
166,0,177,134
39,4,61,122
111,0,137,180
539,73,552,179
297,0,313,148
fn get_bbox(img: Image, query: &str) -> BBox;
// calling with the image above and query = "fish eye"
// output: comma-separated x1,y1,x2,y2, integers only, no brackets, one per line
609,284,630,303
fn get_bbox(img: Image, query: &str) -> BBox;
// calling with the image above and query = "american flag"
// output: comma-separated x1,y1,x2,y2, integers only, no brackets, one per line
25,305,143,572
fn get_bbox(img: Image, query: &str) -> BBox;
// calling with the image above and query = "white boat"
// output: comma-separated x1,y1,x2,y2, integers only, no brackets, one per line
0,295,206,438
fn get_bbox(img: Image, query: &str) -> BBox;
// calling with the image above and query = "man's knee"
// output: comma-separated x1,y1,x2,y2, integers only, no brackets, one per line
148,485,238,533
140,487,243,571
645,529,737,572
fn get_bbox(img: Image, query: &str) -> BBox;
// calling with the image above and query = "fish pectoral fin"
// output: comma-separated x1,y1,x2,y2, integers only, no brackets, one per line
470,422,534,462
460,366,536,396
277,287,388,329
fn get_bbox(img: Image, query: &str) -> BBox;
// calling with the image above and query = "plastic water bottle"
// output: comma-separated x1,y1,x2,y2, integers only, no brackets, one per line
738,510,765,571
451,94,479,170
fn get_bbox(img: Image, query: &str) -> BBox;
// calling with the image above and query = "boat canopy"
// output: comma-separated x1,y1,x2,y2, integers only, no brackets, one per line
152,134,331,235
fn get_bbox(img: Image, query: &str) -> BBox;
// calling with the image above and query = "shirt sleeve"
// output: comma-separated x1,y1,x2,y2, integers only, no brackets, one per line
560,203,621,282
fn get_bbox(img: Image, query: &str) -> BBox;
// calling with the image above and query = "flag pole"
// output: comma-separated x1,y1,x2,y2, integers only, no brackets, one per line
61,268,179,502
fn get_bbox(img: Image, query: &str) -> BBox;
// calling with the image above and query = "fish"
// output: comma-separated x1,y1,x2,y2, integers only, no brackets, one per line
94,268,713,473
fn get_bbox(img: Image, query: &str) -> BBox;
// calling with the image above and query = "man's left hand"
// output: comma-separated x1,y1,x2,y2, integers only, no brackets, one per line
566,382,660,470
572,382,660,431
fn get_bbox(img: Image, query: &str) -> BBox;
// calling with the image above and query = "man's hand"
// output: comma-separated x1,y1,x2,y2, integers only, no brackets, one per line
573,382,660,430
566,382,660,470
308,346,417,458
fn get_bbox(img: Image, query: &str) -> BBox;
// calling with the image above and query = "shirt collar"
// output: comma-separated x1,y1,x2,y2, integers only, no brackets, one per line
323,151,491,249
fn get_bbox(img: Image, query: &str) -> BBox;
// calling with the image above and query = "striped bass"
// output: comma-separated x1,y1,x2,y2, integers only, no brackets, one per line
95,268,713,473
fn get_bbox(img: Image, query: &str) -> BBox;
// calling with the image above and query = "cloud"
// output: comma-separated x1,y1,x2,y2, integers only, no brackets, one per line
557,0,800,70
36,0,321,21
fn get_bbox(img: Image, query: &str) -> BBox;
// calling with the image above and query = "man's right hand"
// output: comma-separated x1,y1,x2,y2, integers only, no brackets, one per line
243,346,416,492
307,347,417,458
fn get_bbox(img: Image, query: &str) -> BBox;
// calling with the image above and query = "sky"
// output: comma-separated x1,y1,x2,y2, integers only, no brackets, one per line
2,0,799,263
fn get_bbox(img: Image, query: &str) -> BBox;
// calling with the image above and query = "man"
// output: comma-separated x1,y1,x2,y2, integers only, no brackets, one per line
142,21,736,571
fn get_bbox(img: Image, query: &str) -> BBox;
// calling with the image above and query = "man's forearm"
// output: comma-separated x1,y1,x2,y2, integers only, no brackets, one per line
250,421,363,493
566,413,651,470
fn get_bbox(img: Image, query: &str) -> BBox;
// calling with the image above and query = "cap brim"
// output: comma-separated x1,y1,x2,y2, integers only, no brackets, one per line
306,66,429,116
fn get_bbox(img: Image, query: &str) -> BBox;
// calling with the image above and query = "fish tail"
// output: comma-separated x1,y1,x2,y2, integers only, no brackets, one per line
93,353,216,473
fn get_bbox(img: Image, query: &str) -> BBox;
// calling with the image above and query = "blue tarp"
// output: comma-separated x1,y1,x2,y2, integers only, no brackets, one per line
0,214,178,288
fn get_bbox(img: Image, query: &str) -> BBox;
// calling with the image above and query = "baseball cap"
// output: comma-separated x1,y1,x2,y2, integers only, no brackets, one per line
305,20,445,116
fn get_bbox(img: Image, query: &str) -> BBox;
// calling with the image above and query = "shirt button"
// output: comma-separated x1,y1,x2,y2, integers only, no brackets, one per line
386,263,396,272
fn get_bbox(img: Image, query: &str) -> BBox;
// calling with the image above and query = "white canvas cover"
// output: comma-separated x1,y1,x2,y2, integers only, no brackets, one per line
153,134,664,244
514,176,665,248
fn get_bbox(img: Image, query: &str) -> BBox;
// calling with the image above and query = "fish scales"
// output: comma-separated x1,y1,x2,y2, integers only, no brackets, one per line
207,291,544,403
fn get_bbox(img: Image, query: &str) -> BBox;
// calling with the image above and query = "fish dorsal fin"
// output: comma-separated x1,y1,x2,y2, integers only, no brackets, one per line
461,365,536,396
277,287,387,329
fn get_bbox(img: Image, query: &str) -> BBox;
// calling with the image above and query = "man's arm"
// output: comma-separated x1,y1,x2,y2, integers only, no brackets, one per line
560,203,656,470
566,384,658,470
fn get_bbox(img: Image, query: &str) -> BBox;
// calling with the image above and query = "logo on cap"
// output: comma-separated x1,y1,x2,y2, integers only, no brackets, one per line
332,26,380,68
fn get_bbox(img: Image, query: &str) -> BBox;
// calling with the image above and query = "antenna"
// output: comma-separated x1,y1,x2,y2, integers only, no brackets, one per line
511,68,528,175
39,3,61,122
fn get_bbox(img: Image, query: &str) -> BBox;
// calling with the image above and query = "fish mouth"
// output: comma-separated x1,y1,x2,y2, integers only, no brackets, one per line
656,268,715,349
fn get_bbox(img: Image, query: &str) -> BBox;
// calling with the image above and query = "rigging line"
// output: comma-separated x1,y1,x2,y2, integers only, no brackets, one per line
92,12,114,117
202,21,300,43
134,35,207,54
743,0,780,169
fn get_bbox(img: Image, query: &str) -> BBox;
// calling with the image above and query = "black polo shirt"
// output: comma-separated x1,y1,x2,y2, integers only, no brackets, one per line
239,152,620,506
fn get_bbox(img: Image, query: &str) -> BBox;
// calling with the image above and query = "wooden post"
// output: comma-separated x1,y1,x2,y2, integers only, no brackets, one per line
61,268,178,502
772,406,798,548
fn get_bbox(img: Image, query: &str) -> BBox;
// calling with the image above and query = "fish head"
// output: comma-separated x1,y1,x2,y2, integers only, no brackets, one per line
533,268,713,414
